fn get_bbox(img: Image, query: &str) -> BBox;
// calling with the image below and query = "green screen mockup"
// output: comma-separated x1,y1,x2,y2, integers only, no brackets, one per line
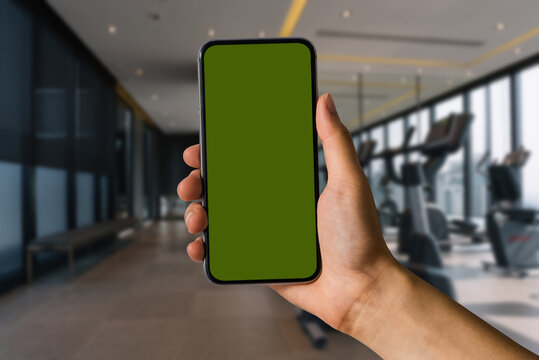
199,39,319,283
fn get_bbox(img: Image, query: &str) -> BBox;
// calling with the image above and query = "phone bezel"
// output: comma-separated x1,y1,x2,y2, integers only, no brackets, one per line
198,37,321,284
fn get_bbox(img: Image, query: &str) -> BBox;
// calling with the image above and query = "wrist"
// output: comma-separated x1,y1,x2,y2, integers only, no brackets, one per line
340,259,416,345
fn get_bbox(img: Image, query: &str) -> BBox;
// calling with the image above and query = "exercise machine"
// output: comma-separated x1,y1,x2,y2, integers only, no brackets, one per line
378,175,400,228
483,147,539,277
446,152,492,245
375,113,473,298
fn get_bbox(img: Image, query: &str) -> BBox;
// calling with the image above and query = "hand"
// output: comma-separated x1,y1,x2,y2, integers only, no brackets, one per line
177,94,537,359
177,93,397,332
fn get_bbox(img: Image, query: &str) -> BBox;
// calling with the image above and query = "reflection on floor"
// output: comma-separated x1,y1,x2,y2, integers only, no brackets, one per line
385,230,539,354
0,221,380,360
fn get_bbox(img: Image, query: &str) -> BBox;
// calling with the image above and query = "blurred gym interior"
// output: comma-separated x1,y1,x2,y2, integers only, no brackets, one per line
0,0,538,358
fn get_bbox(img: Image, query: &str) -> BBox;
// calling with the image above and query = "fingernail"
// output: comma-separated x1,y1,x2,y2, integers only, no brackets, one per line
325,93,337,114
185,211,192,225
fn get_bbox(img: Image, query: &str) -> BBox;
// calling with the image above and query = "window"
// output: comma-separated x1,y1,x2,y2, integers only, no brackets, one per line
434,96,464,219
0,0,31,283
0,162,23,279
369,127,386,206
518,64,539,208
359,132,370,177
76,172,95,227
387,119,405,210
35,167,68,237
489,77,511,163
470,87,489,223
115,102,133,218
407,109,430,161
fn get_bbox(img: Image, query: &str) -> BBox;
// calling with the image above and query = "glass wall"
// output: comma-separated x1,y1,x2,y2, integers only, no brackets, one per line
350,53,539,236
369,127,386,205
489,78,512,163
387,119,405,210
407,109,430,162
469,87,489,223
518,64,539,208
433,96,464,219
0,0,32,282
0,0,123,289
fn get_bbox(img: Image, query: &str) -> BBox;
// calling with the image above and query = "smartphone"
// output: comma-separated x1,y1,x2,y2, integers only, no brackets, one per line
198,38,320,284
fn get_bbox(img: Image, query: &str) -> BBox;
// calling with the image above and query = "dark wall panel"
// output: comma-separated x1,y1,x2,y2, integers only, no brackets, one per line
159,134,199,195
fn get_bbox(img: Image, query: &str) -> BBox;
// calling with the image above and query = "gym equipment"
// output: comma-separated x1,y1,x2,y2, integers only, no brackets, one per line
378,175,400,228
447,152,492,244
357,138,377,167
296,310,329,349
375,113,473,298
483,147,539,277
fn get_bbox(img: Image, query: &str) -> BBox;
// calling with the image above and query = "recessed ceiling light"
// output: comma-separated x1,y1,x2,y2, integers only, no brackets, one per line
135,68,144,77
258,30,266,38
514,47,522,55
496,22,506,31
208,28,215,37
341,9,352,19
108,25,117,35
466,70,473,78
400,77,407,83
148,12,161,21
151,94,159,101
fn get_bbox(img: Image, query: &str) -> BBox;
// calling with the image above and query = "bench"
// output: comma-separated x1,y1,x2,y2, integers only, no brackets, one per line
26,218,139,282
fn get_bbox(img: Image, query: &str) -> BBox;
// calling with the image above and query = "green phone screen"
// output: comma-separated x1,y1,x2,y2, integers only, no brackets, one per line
200,39,319,283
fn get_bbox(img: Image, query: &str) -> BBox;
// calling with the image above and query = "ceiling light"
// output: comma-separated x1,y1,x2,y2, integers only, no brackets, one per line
258,30,266,38
341,9,352,19
514,47,521,55
135,68,144,77
108,25,117,35
400,77,407,83
208,28,215,37
496,22,506,31
148,12,161,21
151,94,159,101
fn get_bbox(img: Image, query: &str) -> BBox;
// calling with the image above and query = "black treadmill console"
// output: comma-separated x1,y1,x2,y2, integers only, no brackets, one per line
422,113,472,156
357,140,377,167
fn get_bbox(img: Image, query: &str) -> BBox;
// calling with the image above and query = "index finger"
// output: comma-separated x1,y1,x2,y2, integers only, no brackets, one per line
183,144,201,168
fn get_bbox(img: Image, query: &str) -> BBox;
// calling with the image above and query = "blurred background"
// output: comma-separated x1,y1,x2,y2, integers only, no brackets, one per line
0,0,538,359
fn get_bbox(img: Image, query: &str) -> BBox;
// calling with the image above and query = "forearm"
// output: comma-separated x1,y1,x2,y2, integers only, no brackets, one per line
344,261,536,360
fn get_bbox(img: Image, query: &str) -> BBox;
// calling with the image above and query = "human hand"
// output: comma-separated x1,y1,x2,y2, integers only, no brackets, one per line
177,93,398,333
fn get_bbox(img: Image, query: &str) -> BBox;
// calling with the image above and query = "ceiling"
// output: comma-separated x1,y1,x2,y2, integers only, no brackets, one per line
46,0,539,133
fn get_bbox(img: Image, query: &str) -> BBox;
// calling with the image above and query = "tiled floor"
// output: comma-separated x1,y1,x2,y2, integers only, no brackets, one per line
0,222,379,360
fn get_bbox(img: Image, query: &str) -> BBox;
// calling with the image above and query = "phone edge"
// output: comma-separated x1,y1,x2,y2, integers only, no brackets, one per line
197,38,321,285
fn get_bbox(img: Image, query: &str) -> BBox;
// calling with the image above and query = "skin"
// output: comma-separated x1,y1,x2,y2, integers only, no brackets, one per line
178,94,537,359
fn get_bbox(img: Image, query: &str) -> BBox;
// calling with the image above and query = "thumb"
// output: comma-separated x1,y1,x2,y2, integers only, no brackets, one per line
317,94,363,186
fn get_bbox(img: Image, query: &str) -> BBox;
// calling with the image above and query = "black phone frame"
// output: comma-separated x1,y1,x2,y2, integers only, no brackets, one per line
198,37,321,284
